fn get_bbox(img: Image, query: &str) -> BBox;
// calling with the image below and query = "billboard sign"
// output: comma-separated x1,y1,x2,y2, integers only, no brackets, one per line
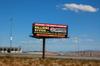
32,23,68,38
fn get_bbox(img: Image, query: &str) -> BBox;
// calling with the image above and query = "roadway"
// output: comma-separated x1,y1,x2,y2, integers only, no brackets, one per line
0,53,100,60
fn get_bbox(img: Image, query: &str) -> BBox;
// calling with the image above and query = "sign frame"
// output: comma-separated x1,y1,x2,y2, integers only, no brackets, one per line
32,23,68,38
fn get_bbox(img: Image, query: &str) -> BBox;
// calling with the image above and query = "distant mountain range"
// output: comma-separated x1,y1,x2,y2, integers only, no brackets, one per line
61,50,100,57
24,50,100,57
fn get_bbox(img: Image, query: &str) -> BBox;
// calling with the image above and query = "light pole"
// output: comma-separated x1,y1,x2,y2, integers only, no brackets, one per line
73,37,79,56
10,18,13,50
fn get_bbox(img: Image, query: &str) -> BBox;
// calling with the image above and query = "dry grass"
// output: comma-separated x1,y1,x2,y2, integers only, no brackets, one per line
0,56,100,66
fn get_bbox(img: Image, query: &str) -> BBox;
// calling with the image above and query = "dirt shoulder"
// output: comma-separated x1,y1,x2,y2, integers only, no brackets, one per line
0,56,100,66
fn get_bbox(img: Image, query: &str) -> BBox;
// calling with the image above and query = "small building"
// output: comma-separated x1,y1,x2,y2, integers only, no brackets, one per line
0,47,22,53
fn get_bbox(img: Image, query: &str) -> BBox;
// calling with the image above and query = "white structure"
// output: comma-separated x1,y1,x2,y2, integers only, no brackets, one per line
0,47,22,53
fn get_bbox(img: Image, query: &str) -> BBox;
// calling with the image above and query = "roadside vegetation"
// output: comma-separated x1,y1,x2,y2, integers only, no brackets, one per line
0,56,100,66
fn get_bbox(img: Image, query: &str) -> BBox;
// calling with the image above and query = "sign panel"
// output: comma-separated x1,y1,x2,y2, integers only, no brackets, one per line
32,23,68,38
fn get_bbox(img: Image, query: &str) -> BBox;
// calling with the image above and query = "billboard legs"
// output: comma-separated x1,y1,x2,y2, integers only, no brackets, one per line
42,38,46,59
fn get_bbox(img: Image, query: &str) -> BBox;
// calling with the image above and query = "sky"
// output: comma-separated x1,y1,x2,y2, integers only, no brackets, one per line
0,0,100,52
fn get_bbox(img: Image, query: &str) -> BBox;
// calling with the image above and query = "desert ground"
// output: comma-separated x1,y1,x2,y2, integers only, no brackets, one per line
0,55,100,66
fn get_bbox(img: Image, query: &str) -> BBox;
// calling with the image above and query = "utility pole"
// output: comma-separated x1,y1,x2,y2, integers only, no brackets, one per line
10,18,13,49
74,37,79,56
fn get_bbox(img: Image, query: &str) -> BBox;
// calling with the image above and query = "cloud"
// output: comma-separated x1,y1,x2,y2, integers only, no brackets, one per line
84,38,95,42
72,37,80,43
72,36,95,44
61,3,98,12
47,39,67,44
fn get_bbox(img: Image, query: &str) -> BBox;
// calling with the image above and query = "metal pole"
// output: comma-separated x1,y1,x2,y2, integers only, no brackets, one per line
42,38,46,59
10,18,13,48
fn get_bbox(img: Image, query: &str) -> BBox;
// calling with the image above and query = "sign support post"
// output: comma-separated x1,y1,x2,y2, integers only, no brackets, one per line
42,38,46,59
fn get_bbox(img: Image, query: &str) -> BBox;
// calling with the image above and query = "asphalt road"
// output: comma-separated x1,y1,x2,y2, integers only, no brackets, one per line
0,53,100,60
47,55,100,60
